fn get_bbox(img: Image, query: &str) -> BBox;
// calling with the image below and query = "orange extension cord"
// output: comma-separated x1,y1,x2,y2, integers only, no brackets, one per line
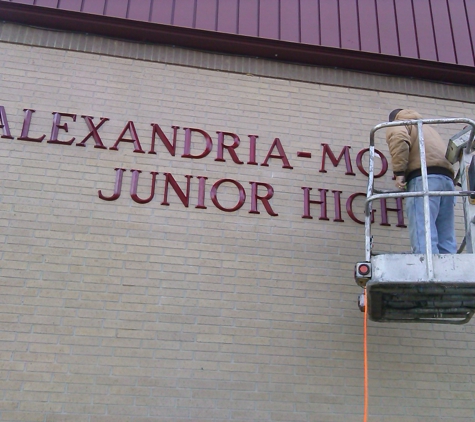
363,289,368,422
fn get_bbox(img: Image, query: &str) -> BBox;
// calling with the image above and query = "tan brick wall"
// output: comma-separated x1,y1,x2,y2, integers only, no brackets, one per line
1,29,475,422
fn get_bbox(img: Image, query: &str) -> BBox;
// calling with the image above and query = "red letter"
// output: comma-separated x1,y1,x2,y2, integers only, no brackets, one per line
301,187,329,220
48,112,77,145
149,124,179,156
261,138,293,169
110,121,145,153
161,173,193,207
98,168,126,201
319,144,355,175
332,190,344,222
195,176,208,209
0,106,13,139
380,198,406,227
346,193,375,225
210,179,246,212
182,128,212,159
356,148,388,178
77,116,108,149
249,182,278,216
215,132,243,164
247,135,258,165
18,109,45,142
130,170,159,204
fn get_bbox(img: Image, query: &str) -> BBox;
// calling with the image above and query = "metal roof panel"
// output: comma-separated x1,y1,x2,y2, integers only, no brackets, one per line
1,0,474,85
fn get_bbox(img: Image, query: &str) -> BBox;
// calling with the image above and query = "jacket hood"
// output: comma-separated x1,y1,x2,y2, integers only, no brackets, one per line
394,109,423,121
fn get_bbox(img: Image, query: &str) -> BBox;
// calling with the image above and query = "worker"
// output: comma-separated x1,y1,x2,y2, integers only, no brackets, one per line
386,109,456,254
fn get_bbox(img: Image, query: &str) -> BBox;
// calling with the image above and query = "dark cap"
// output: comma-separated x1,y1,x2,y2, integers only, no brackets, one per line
388,109,403,122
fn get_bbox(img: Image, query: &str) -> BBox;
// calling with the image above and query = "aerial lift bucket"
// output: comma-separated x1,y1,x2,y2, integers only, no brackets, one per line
355,118,475,324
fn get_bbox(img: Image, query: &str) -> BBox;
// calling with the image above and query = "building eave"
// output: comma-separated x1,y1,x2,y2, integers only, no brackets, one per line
1,1,474,86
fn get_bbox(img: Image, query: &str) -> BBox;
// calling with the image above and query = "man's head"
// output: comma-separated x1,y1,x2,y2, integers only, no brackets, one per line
388,109,403,122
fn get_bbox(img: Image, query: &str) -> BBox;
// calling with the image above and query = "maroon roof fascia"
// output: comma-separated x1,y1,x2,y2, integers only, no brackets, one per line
0,1,474,86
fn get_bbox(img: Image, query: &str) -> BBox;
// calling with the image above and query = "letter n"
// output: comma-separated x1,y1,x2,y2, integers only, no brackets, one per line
161,173,193,207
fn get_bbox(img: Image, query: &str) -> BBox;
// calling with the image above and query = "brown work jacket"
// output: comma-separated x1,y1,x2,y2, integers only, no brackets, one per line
385,109,454,181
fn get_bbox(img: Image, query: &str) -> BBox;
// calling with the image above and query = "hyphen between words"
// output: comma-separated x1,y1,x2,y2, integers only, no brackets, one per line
0,107,405,227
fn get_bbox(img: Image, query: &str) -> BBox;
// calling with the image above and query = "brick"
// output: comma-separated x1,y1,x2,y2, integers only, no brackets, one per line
0,21,474,422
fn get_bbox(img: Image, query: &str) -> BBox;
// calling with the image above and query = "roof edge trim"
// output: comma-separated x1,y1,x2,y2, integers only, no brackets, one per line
0,2,474,86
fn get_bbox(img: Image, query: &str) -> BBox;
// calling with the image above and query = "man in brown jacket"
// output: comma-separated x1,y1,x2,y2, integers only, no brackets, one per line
386,109,456,254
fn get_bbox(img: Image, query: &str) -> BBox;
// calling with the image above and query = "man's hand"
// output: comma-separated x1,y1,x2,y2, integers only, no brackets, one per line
395,175,406,190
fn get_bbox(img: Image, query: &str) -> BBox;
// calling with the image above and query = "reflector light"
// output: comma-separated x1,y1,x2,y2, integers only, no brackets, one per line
354,262,372,287
358,264,370,275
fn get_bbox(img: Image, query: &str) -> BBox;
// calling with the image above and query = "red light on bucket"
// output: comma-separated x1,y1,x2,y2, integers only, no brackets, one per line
358,263,370,276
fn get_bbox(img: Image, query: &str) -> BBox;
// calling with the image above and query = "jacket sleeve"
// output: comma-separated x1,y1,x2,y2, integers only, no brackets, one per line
386,126,410,176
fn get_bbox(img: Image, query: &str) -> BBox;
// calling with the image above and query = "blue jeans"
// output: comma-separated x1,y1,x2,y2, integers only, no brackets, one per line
406,174,456,254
